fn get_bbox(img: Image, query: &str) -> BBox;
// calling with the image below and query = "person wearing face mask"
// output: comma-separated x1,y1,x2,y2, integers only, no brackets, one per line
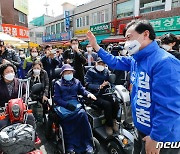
27,60,49,122
160,33,180,60
54,64,96,154
41,47,59,96
84,44,98,66
27,60,49,103
23,47,39,77
0,63,41,144
63,38,86,86
55,48,64,68
85,58,119,135
0,40,21,67
87,20,180,154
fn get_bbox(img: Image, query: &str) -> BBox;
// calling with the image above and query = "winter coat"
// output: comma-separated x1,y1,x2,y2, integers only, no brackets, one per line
0,78,26,107
27,69,49,97
85,67,109,94
54,78,89,108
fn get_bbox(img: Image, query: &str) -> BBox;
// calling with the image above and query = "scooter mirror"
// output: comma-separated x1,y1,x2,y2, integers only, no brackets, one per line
109,74,116,84
31,83,43,94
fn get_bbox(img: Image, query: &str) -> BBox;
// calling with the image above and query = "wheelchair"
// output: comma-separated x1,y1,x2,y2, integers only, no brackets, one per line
44,68,100,154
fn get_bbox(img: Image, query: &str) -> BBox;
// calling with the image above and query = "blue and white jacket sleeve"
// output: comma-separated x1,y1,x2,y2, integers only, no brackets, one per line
97,48,132,71
78,81,90,97
150,57,180,142
54,81,68,108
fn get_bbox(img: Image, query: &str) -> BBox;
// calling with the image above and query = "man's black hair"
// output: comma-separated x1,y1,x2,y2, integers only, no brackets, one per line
45,45,51,50
123,20,156,40
70,37,79,43
0,63,17,77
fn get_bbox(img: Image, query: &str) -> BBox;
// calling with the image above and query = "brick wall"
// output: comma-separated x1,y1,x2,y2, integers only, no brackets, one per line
0,0,28,27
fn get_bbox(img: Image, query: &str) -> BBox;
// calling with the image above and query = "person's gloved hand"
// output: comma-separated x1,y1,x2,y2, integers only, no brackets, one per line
66,103,76,111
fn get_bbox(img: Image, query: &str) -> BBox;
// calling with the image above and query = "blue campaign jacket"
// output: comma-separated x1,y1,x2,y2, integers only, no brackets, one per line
54,78,89,108
97,41,180,142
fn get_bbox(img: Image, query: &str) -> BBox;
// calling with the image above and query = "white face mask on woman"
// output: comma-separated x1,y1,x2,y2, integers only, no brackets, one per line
162,44,171,51
31,52,38,57
4,73,15,81
33,69,41,76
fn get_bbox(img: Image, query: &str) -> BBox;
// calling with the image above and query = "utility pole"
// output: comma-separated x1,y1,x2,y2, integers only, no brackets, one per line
44,0,49,15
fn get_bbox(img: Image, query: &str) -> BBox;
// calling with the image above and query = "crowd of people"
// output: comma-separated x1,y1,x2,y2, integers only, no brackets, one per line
0,19,179,154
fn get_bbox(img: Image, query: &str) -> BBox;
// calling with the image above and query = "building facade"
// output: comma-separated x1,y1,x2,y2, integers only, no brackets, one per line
73,0,112,46
42,2,75,46
29,15,54,45
112,0,180,40
0,0,29,41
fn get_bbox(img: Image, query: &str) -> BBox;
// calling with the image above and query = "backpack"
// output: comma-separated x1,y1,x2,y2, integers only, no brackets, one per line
0,123,35,154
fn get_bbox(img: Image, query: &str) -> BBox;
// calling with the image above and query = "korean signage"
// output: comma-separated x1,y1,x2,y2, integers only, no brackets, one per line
150,16,180,31
75,29,89,35
90,23,111,35
64,11,70,31
2,24,29,39
42,31,71,42
14,0,28,15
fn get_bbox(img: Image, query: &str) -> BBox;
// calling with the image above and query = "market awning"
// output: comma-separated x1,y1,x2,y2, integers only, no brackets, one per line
102,35,125,43
29,42,39,48
155,30,180,37
41,41,70,47
0,32,20,44
80,34,110,46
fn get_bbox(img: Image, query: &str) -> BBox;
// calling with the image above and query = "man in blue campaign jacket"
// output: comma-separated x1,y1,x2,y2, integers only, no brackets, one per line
87,20,180,154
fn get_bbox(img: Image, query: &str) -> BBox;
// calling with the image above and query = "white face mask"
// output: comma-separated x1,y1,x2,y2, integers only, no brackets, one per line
121,50,127,56
87,47,93,53
4,73,15,81
72,45,78,50
124,40,141,56
162,44,171,51
33,69,41,76
31,52,38,57
96,65,105,72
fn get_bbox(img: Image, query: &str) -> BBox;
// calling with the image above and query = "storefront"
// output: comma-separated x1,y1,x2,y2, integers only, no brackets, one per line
42,31,72,47
150,16,180,37
80,23,111,46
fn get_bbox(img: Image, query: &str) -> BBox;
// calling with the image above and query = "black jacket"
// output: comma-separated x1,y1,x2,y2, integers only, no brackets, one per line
168,50,180,60
41,56,59,79
27,69,49,97
0,49,21,67
63,49,86,85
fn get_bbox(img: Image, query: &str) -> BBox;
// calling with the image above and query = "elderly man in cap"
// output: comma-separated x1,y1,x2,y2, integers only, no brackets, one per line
85,58,119,135
0,39,21,67
54,64,96,154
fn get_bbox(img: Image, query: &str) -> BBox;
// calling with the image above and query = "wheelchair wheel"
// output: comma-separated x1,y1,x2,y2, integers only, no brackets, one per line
93,137,100,154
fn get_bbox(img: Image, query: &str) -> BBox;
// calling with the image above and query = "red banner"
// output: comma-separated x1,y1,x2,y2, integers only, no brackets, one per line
2,24,29,39
118,24,126,34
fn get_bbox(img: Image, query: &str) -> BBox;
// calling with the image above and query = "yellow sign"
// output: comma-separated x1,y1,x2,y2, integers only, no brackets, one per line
14,0,28,15
29,42,39,47
74,29,89,35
